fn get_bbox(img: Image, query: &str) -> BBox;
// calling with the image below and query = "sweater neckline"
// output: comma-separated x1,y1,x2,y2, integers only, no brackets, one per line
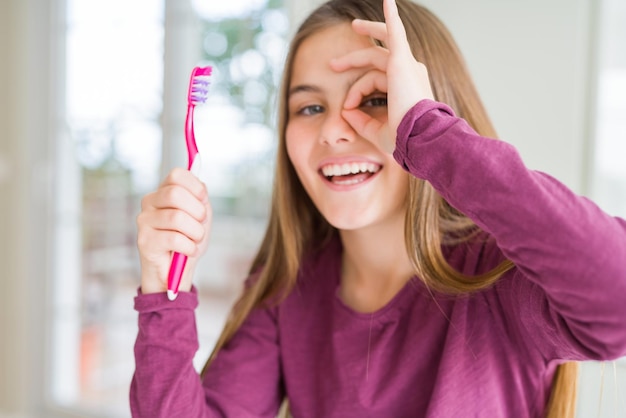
329,242,422,322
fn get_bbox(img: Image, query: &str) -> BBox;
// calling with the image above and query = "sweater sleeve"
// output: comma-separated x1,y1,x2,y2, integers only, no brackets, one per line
393,99,626,361
130,287,283,418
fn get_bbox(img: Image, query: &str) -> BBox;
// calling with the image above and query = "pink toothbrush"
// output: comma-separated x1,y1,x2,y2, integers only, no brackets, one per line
167,66,213,301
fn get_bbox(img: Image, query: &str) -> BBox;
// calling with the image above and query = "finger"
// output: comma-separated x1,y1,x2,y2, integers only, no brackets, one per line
137,225,199,260
161,230,200,257
148,209,207,242
141,191,158,211
330,46,389,73
383,0,411,53
151,184,208,222
161,167,208,203
351,19,388,44
343,70,388,109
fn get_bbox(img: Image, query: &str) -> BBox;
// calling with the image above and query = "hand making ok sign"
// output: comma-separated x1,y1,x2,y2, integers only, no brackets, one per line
330,0,435,153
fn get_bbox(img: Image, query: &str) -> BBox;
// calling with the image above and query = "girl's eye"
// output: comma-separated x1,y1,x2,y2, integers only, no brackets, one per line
361,95,388,107
297,104,324,116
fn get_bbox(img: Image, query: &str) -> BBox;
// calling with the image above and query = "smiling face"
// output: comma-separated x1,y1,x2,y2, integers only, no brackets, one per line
285,23,409,232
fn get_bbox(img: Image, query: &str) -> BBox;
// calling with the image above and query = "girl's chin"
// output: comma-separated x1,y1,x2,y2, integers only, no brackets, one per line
317,200,407,232
321,211,376,231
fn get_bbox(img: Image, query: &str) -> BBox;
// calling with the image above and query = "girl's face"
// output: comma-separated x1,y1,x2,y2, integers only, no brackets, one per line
286,23,409,231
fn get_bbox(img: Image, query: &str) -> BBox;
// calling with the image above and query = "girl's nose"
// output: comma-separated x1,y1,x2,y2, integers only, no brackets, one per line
319,109,356,145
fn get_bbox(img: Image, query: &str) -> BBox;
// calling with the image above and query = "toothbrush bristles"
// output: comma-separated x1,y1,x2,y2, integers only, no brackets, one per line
190,75,211,105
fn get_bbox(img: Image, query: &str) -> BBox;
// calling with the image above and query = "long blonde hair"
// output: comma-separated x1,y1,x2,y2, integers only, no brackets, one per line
201,0,578,416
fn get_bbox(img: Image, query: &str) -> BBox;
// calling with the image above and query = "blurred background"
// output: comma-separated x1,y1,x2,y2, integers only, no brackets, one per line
0,0,624,417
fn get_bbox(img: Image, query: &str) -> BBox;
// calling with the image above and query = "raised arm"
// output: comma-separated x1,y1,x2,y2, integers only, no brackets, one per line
132,168,283,416
393,99,626,360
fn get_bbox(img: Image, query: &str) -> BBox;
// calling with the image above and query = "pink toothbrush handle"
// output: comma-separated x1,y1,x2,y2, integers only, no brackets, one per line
167,105,196,301
166,152,201,301
167,252,188,300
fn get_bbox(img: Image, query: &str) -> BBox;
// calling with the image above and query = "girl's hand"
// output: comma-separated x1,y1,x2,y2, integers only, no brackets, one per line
330,0,434,153
136,168,212,294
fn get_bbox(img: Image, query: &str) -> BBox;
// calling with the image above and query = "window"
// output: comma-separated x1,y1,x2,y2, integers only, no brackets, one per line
590,0,626,218
52,1,164,415
52,0,287,415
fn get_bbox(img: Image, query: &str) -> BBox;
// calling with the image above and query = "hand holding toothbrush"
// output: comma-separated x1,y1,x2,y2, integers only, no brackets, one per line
137,168,212,296
136,66,213,297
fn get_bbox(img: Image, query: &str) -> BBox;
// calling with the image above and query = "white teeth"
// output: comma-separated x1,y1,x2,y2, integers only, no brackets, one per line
321,162,380,177
333,178,361,186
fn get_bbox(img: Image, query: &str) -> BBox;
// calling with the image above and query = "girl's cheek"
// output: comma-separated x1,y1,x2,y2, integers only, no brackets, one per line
285,126,299,159
285,123,305,147
286,124,315,164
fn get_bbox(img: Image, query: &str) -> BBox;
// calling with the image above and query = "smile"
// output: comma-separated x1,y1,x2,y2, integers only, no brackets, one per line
319,162,381,186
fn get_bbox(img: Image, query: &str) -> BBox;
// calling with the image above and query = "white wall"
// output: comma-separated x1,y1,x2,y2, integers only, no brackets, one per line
418,0,596,194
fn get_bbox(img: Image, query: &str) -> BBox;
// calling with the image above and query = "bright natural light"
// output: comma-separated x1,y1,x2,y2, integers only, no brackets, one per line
66,0,164,192
592,69,626,216
192,0,269,20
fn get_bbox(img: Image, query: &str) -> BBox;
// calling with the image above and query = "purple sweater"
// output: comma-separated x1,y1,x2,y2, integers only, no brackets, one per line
131,100,626,417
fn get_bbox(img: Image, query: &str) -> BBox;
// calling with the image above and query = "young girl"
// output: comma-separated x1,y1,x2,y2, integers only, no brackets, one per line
131,0,626,416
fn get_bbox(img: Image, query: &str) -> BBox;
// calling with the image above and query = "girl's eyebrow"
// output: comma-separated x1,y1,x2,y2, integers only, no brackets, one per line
288,75,360,98
288,84,322,98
